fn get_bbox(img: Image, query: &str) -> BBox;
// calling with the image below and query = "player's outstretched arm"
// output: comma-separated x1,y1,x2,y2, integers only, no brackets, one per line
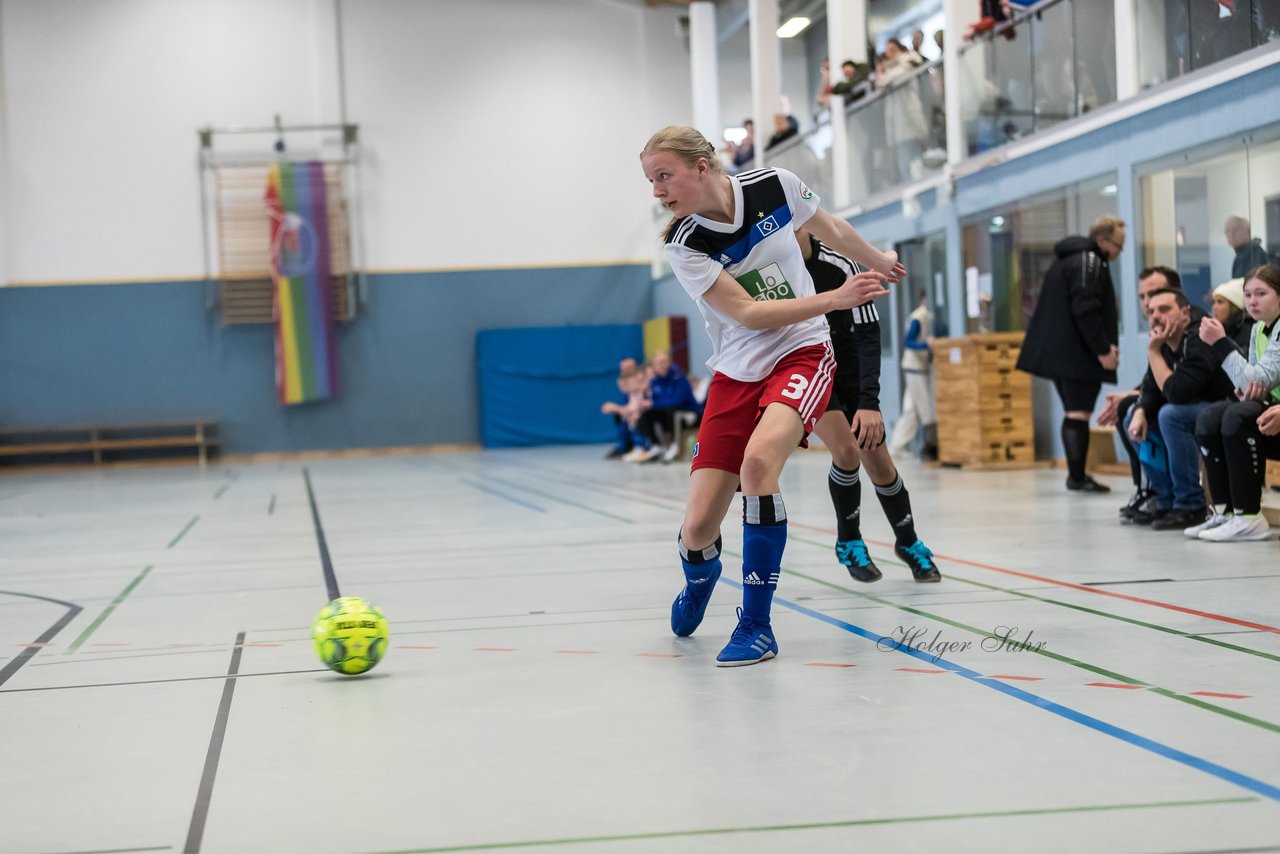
703,268,887,331
803,208,905,283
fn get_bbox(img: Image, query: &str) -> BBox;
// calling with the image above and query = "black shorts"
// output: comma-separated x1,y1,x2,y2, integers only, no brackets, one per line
824,373,860,416
1054,377,1102,413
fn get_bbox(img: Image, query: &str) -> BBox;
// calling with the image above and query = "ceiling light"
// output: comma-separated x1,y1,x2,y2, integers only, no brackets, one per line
776,16,811,38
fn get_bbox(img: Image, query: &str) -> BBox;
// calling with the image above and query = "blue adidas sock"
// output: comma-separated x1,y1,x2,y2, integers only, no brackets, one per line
741,493,786,623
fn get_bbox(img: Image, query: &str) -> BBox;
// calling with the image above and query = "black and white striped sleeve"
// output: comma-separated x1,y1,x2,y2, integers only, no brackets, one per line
816,243,880,324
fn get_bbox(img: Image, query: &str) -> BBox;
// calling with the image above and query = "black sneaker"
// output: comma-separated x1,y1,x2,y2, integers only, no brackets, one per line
1066,475,1111,493
1151,507,1209,531
1119,487,1152,520
604,447,629,460
895,540,942,583
835,539,882,583
1128,494,1169,525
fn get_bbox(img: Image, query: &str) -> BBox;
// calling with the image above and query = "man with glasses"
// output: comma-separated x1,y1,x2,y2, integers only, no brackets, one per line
1017,215,1125,493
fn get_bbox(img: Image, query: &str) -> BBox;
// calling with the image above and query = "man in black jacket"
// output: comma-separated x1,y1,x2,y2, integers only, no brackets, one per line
1017,215,1124,492
1124,288,1236,530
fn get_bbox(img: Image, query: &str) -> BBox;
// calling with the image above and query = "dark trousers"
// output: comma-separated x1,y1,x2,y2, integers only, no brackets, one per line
1195,399,1279,516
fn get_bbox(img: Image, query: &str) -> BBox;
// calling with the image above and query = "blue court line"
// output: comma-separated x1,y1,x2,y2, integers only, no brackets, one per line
721,578,1280,803
460,479,546,513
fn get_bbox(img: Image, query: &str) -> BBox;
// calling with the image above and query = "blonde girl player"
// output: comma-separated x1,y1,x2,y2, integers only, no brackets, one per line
640,125,902,666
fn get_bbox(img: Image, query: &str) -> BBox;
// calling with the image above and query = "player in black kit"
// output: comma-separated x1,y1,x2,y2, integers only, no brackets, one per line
799,230,941,582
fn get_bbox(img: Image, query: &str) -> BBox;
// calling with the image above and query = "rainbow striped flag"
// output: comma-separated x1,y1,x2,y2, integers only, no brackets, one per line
265,161,340,405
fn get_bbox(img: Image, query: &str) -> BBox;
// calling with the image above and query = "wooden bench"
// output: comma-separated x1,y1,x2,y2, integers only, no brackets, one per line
0,421,219,468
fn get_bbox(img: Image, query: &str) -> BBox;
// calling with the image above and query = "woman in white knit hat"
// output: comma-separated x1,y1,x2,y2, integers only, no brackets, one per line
1210,277,1253,349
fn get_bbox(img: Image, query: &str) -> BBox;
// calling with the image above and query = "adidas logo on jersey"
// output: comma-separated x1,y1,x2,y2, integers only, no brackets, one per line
744,571,766,585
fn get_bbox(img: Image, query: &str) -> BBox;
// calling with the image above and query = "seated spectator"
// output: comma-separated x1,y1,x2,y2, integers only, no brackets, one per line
601,358,656,462
1099,266,1189,521
1192,265,1280,541
601,358,638,459
637,350,702,463
765,112,799,151
1124,287,1236,530
1210,277,1254,349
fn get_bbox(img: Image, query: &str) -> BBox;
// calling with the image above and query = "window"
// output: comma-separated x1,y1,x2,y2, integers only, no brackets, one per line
960,174,1119,334
1137,126,1280,322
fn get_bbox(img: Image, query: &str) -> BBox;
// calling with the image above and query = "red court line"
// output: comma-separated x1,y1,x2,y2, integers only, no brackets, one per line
790,520,1280,634
805,662,855,668
17,643,51,648
987,674,1043,682
1189,691,1251,699
474,647,516,652
896,667,946,674
1087,682,1147,690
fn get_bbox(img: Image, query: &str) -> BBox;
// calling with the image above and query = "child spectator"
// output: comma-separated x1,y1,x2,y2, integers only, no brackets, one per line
1192,265,1280,541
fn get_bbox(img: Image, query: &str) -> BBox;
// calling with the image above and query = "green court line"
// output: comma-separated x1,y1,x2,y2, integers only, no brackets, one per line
531,471,1279,730
168,515,200,548
485,476,634,523
362,797,1256,854
773,536,1280,735
213,480,233,499
65,565,154,654
941,571,1280,664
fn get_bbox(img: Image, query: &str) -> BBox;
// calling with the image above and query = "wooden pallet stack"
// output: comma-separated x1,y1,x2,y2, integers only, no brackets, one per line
932,331,1035,469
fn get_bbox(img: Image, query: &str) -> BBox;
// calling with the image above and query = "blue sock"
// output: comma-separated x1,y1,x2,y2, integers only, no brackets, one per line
679,534,722,584
741,494,786,622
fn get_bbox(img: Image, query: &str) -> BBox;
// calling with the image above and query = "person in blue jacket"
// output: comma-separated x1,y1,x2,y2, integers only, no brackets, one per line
638,349,702,462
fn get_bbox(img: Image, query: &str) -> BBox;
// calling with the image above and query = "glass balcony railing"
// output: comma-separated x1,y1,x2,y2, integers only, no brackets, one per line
1136,0,1280,90
763,123,833,204
959,0,1117,156
845,58,948,200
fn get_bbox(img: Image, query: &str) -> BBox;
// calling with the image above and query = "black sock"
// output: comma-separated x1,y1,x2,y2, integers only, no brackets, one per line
874,473,917,546
828,463,862,541
1061,418,1089,482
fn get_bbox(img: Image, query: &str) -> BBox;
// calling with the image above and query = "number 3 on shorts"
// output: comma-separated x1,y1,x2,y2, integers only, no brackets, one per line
780,373,809,400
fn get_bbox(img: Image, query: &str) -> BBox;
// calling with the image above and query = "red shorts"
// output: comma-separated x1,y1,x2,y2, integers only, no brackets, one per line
691,342,835,475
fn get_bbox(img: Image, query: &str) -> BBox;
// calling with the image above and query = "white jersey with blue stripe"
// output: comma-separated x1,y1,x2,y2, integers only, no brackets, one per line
663,167,828,382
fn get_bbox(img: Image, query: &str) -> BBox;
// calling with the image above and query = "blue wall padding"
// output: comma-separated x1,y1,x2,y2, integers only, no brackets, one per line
0,264,652,453
477,324,643,448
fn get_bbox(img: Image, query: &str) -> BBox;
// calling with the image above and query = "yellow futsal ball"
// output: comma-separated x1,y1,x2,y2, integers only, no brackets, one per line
312,596,389,675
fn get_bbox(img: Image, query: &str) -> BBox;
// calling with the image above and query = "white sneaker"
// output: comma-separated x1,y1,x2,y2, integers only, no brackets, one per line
628,447,658,463
1184,513,1230,538
621,448,646,462
1199,514,1273,542
661,443,681,463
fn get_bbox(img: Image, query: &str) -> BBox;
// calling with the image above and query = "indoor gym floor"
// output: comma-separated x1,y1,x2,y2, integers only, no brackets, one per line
1,446,1278,854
